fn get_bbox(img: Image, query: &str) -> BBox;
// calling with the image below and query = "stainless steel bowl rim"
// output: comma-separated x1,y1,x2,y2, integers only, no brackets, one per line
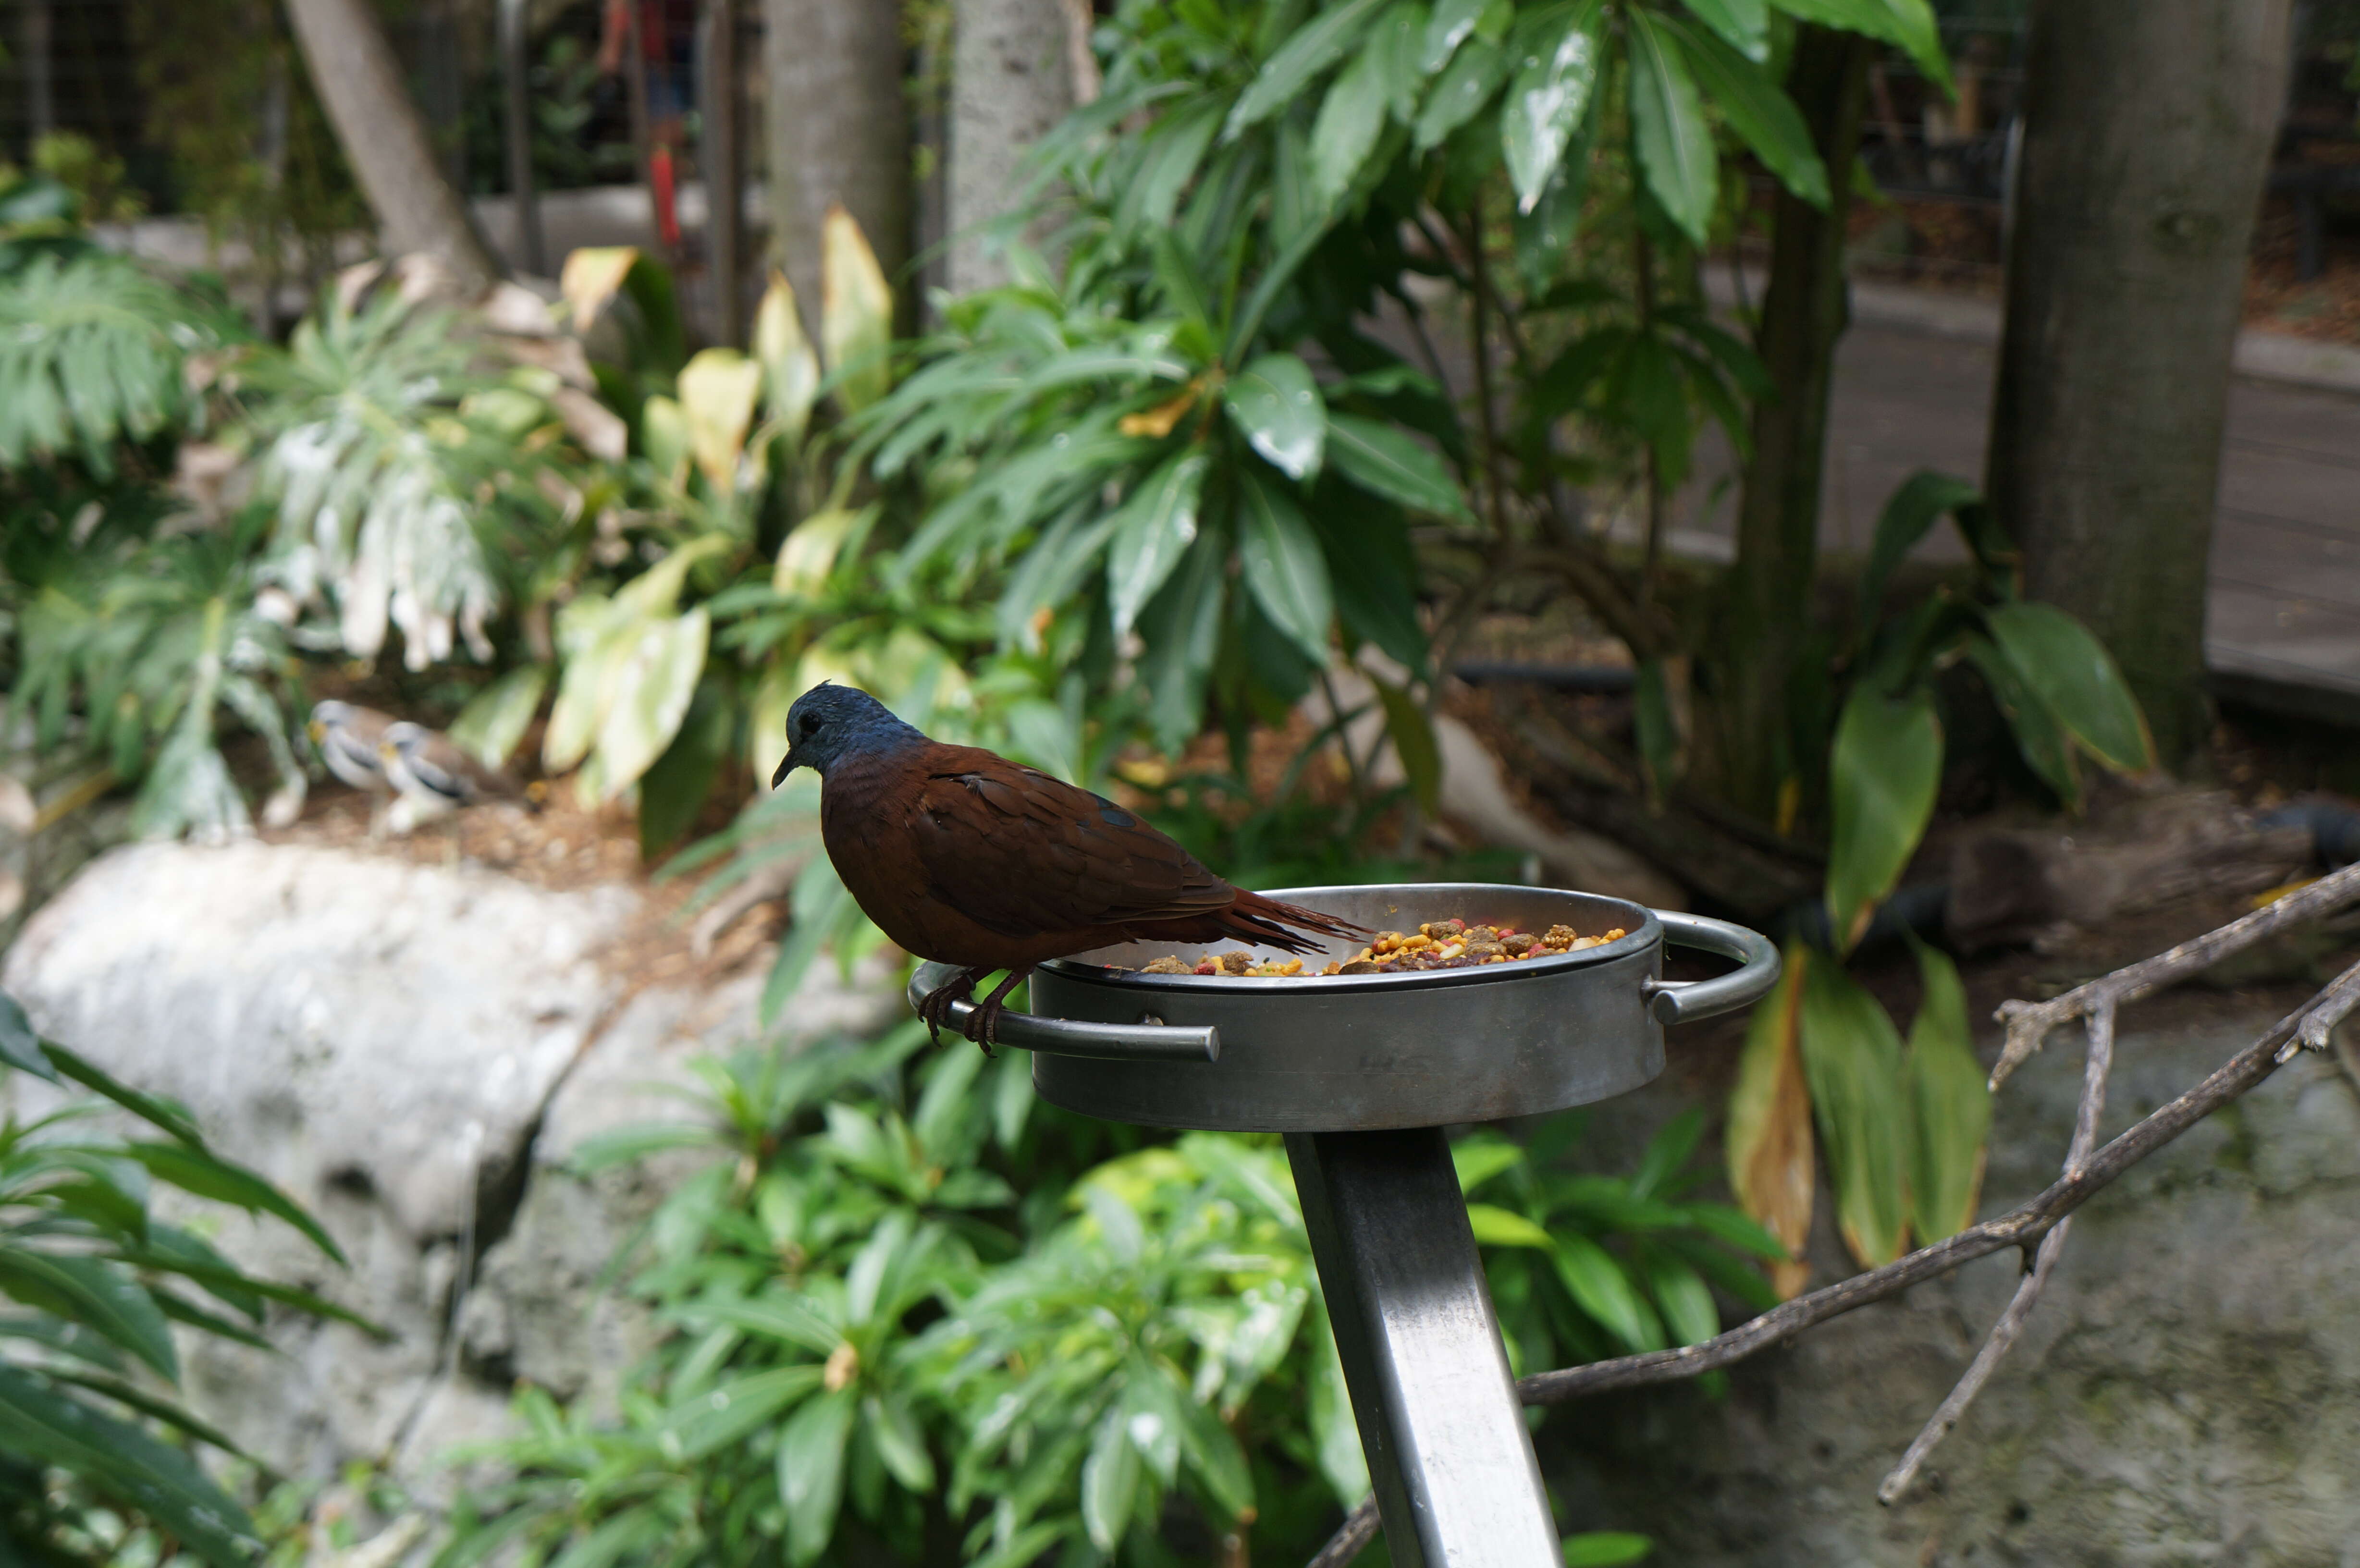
1037,883,1662,995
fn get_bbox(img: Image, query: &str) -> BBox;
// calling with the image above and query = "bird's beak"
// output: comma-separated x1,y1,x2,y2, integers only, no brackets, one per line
307,720,325,744
770,748,799,789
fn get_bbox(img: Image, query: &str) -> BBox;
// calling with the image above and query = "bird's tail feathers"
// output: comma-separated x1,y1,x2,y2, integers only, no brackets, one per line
1221,891,1370,956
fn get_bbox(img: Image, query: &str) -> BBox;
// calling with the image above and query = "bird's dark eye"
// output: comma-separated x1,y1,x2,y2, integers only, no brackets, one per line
798,715,822,739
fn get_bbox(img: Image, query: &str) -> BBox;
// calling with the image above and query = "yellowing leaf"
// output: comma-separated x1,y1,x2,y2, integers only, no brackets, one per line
448,664,549,768
590,608,711,799
1797,953,1911,1269
774,506,869,598
752,270,822,447
1904,940,1990,1243
749,661,799,783
676,349,764,490
821,205,893,414
559,245,640,333
640,394,691,490
1727,946,1813,1299
1119,384,1202,439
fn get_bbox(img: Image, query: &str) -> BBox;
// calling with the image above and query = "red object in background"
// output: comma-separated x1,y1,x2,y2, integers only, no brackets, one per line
651,145,681,249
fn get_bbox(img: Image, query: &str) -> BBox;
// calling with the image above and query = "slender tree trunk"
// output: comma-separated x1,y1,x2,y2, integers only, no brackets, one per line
1718,26,1874,820
761,0,909,330
283,0,501,292
947,0,1077,293
1986,0,2293,765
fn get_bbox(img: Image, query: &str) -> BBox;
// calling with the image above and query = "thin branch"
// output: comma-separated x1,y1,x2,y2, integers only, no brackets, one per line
1991,859,2360,1088
2291,953,2360,1059
1306,1500,1379,1568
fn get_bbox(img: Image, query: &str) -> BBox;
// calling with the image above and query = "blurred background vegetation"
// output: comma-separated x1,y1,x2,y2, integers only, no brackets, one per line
0,0,2352,1562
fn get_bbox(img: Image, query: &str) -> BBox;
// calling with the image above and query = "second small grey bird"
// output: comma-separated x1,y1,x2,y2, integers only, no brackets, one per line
309,700,400,834
380,722,537,834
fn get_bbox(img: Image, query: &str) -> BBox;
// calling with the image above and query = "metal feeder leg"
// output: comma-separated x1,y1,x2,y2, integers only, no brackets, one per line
1286,1128,1559,1568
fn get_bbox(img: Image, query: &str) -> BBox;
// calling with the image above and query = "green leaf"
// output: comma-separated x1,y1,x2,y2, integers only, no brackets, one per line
1422,0,1488,70
1119,98,1227,239
1904,940,1989,1243
1238,473,1334,664
1665,16,1828,207
1465,1203,1555,1248
820,208,893,414
1229,0,1394,136
1327,413,1468,518
1627,10,1716,245
0,1252,176,1380
1981,601,2155,775
1563,1532,1654,1567
1641,1253,1720,1347
41,1043,198,1143
1451,1136,1525,1194
1630,1108,1704,1200
590,608,711,800
1311,36,1392,211
1824,684,1941,954
1681,0,1767,57
1106,452,1210,637
1224,354,1327,480
1552,1235,1662,1352
1135,535,1228,756
1770,0,1951,90
1513,148,1589,290
753,271,822,446
638,673,731,859
778,1386,857,1565
667,1364,824,1458
1797,954,1911,1268
1175,1389,1255,1520
1371,676,1441,814
1081,1402,1141,1552
1501,1,1605,211
864,1393,935,1491
1856,470,1982,642
1307,1312,1368,1503
0,995,55,1081
686,1292,843,1356
447,664,550,770
1634,657,1681,800
123,1142,345,1264
1963,633,2081,808
1414,36,1510,151
1371,1,1431,119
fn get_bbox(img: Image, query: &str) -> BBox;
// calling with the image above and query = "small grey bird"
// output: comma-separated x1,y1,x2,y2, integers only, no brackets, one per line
308,700,397,794
380,721,537,834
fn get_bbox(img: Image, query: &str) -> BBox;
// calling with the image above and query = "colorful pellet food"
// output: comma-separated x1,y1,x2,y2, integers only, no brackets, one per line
1127,917,1629,977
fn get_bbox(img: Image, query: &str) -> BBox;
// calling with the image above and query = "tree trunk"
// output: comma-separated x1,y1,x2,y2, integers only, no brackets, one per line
1717,26,1874,820
947,0,1077,293
760,0,909,331
282,0,502,292
1986,0,2292,766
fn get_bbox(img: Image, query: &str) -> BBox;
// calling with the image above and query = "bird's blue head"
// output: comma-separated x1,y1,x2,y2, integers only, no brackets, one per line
771,682,925,786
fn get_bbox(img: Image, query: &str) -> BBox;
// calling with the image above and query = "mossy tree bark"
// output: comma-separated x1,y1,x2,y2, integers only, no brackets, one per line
1717,25,1875,821
1985,0,2293,765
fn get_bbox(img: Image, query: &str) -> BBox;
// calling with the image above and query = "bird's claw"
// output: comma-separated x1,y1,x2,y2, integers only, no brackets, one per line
914,968,985,1048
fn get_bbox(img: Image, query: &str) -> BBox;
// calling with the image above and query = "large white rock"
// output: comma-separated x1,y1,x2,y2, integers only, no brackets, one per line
0,839,901,1490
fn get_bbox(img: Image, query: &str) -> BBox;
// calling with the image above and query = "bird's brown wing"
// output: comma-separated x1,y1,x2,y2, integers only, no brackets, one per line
906,746,1234,940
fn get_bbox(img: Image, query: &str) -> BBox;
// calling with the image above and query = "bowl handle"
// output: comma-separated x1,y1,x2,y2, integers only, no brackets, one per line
905,962,1221,1062
1642,912,1782,1026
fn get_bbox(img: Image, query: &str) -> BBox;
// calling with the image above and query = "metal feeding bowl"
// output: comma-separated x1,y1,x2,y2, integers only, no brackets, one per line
908,884,1779,1133
904,882,1780,1567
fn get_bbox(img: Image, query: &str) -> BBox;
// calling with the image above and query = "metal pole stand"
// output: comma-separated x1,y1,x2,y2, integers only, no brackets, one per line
1288,1128,1559,1568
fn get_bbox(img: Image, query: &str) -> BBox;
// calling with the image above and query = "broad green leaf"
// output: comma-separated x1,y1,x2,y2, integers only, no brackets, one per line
1224,354,1327,480
547,1512,666,1568
1630,1107,1704,1200
676,348,764,489
0,1252,176,1379
684,1292,843,1356
778,1387,857,1565
1642,1254,1721,1348
1981,601,2155,775
1824,684,1941,954
865,1393,935,1491
0,994,56,1081
1106,452,1209,637
1311,36,1391,211
123,1142,345,1263
1552,1235,1662,1351
1238,474,1334,664
638,674,730,858
1465,1203,1554,1248
667,1364,824,1458
1627,10,1716,245
1422,0,1488,70
1450,1136,1525,1194
1682,0,1767,57
1963,633,2081,808
820,206,892,414
1665,17,1828,207
591,608,711,800
1501,1,1605,211
1371,1,1431,119
774,506,870,598
1120,1363,1185,1484
1726,947,1812,1297
1229,0,1393,136
1119,99,1225,238
1372,676,1441,814
1135,535,1227,757
1904,939,1989,1242
1174,1389,1255,1519
753,270,822,446
1081,1403,1141,1551
447,664,549,770
1856,470,1982,641
1563,1533,1654,1567
640,393,691,488
1770,0,1951,90
1308,1312,1368,1503
1797,954,1911,1268
1634,657,1682,800
1413,36,1509,151
1327,413,1468,518
1513,151,1589,290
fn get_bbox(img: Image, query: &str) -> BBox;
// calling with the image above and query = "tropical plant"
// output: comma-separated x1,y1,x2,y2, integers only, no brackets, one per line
0,993,358,1568
1725,474,2153,1282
